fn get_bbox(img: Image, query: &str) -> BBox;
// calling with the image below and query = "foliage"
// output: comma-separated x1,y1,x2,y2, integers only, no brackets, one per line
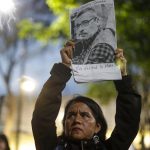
46,0,79,15
17,20,43,40
18,0,150,105
87,81,116,104
17,0,79,42
17,15,70,43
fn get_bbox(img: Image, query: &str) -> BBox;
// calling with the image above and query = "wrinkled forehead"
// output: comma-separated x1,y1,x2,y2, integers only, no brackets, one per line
67,102,93,113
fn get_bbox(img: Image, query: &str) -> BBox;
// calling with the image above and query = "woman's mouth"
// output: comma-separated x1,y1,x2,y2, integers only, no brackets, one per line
72,127,82,133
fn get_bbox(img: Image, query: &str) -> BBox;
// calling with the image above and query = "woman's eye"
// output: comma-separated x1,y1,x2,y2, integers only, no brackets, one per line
67,113,75,119
81,113,90,118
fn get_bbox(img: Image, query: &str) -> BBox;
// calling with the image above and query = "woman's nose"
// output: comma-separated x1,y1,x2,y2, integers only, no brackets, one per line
74,113,82,123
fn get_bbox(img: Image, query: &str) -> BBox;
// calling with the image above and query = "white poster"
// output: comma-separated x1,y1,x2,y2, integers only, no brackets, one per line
70,0,121,83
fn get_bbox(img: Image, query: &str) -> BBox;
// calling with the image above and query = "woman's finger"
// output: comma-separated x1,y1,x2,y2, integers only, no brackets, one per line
116,53,124,59
115,48,124,58
65,46,73,58
60,40,75,67
65,40,75,47
115,48,123,53
60,48,71,64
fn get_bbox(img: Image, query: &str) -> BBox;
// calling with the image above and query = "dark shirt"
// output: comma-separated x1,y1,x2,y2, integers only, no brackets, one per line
32,63,141,150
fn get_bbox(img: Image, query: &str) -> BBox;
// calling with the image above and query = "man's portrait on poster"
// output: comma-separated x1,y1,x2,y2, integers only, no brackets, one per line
71,3,116,65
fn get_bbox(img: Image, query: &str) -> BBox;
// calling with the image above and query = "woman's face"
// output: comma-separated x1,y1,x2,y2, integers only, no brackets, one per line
64,102,101,140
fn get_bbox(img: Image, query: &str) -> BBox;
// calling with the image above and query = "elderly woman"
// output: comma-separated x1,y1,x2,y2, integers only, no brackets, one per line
32,41,141,150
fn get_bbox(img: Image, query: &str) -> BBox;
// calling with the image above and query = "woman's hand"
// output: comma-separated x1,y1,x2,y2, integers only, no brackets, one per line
115,48,127,76
60,40,75,67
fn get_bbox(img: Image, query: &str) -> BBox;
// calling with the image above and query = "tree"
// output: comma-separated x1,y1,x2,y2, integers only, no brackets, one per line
115,1,150,149
0,0,51,135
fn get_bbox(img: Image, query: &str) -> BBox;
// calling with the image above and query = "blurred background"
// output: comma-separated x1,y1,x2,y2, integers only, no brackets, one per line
0,0,149,150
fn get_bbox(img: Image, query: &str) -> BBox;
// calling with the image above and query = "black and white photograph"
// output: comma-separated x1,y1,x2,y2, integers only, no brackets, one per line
70,0,121,83
71,0,116,65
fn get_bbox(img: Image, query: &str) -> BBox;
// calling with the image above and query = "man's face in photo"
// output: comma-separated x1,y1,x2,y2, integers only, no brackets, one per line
74,10,101,40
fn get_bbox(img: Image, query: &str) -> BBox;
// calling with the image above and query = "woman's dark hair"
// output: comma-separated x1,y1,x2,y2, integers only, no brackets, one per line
62,96,107,141
0,133,10,150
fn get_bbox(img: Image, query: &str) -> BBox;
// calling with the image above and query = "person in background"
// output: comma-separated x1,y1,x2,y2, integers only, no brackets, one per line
0,134,10,150
32,40,141,150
